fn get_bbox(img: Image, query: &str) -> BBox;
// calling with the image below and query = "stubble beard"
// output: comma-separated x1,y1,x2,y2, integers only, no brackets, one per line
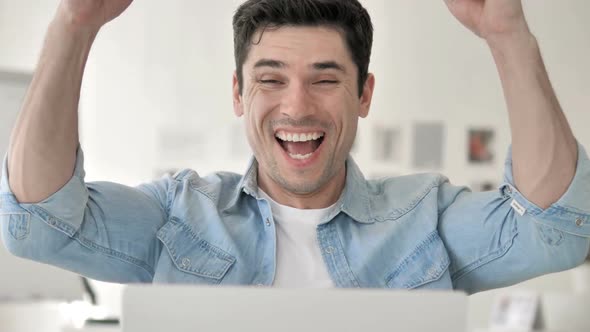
265,152,340,196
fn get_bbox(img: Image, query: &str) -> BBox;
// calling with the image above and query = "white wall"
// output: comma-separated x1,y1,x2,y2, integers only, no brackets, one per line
0,0,59,72
81,0,590,187
1,1,588,185
0,0,589,324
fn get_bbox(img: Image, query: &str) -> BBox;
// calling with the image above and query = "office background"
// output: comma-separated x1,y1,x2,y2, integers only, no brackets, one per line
0,1,589,331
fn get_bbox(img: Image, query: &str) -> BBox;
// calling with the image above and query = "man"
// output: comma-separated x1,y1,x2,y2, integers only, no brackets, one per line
1,0,588,292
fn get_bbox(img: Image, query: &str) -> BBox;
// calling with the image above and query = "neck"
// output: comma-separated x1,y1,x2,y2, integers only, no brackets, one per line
257,165,346,209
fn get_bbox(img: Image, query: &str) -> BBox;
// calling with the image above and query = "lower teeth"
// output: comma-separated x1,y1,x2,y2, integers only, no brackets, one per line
289,153,313,160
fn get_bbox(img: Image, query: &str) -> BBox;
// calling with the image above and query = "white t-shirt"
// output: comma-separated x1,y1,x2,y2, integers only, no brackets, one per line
259,190,336,288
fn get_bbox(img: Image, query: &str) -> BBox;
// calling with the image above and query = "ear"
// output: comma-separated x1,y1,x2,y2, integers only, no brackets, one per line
359,73,375,119
232,71,244,117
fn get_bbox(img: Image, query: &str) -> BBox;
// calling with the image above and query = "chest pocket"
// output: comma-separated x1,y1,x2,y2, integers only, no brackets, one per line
386,231,451,289
156,218,236,283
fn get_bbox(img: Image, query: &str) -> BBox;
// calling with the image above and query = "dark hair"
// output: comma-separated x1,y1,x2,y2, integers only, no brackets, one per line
233,0,373,97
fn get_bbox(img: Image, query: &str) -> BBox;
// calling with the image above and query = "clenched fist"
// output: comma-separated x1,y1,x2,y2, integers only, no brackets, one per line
57,0,133,29
444,0,531,44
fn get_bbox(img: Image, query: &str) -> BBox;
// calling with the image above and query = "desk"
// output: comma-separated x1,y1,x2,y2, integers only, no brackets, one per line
469,292,590,332
63,326,120,332
0,301,69,332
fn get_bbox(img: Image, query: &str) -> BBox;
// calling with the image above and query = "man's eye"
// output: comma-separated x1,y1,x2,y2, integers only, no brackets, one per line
315,80,339,85
259,79,283,85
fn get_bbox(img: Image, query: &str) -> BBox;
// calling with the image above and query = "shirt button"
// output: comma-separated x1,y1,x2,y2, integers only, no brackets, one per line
427,268,438,278
48,217,57,226
265,218,271,227
180,258,191,268
325,246,335,254
505,186,512,194
576,218,584,227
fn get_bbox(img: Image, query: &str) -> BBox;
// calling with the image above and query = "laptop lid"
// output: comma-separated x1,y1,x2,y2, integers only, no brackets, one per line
122,285,467,332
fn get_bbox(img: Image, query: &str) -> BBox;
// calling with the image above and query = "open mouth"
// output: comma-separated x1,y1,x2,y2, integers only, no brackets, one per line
275,130,325,160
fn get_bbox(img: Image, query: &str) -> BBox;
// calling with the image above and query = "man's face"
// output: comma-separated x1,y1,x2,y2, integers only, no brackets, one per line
233,26,374,205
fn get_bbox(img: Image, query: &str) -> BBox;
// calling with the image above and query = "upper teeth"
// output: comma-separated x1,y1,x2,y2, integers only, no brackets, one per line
275,131,324,142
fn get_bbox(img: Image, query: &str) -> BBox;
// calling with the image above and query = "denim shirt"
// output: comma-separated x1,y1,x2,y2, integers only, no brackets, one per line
1,144,590,294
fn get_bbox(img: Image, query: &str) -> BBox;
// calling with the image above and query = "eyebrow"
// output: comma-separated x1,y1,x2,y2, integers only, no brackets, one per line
312,61,346,73
253,59,286,69
253,59,346,73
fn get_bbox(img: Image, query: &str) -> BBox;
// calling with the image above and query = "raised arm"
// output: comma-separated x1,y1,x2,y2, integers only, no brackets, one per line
444,0,578,209
8,0,133,203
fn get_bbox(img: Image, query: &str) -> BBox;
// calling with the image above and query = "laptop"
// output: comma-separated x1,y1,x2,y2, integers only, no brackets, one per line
122,285,467,332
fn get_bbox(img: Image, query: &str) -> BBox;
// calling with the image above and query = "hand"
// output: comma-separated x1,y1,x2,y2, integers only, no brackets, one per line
57,0,133,30
444,0,531,44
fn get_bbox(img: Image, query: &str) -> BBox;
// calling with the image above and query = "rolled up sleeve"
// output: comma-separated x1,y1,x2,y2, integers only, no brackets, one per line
501,141,590,237
0,148,89,238
0,147,170,283
439,142,590,294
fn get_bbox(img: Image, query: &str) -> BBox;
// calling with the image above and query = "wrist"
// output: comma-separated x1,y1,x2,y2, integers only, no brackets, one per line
486,26,535,54
52,5,102,41
42,15,99,71
488,33,538,66
48,15,99,52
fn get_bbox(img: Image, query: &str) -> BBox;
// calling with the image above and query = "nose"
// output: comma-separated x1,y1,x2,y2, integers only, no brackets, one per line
279,82,316,120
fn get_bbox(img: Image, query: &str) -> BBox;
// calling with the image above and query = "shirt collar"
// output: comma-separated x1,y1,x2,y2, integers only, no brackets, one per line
339,157,374,223
222,156,374,224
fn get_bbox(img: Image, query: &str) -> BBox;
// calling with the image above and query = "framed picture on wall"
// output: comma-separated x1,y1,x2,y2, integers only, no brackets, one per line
470,180,498,192
468,128,495,164
372,125,401,162
412,122,445,170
